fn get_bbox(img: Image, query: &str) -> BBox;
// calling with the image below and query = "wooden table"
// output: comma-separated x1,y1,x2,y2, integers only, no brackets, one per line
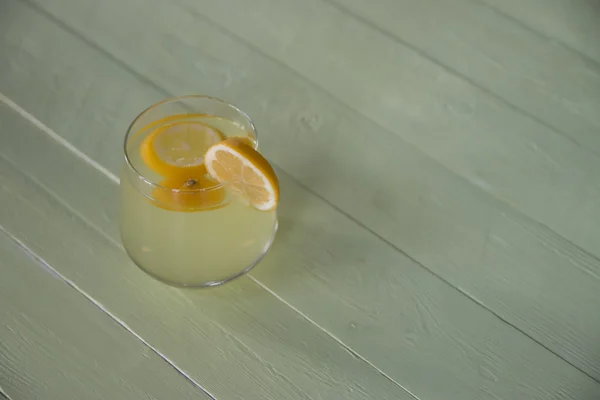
1,0,599,399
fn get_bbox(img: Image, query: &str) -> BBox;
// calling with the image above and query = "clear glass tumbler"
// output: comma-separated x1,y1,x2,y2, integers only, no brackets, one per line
119,96,278,287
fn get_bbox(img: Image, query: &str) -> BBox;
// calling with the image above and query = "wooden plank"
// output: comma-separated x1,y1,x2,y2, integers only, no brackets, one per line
0,233,212,400
14,0,600,256
0,119,414,400
478,0,600,65
15,0,600,257
2,101,600,400
0,1,165,172
166,0,600,259
0,162,413,400
6,0,600,385
324,0,600,155
0,387,11,400
0,156,415,400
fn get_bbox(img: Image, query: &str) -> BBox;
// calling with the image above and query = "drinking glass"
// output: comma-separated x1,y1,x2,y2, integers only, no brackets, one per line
119,95,278,287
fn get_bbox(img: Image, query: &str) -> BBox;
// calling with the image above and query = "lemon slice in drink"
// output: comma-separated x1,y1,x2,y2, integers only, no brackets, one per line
140,121,225,178
152,174,226,212
204,138,279,211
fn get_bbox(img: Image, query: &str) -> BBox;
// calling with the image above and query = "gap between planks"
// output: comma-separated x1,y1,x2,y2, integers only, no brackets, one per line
0,386,12,400
0,93,420,400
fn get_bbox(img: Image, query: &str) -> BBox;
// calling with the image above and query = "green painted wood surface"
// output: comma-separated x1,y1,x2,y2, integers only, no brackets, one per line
0,232,212,400
3,97,600,400
479,0,600,64
0,131,415,400
1,0,600,399
168,0,600,258
329,0,600,155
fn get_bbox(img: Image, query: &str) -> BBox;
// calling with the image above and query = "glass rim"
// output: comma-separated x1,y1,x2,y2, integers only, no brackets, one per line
123,94,257,193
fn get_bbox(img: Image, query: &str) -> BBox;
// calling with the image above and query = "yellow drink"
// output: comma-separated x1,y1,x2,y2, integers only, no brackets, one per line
119,96,278,287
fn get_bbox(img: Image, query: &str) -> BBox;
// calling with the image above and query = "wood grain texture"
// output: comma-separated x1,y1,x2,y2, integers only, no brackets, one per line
478,0,600,64
327,0,600,155
0,154,414,400
2,78,600,400
0,232,211,400
8,0,600,385
165,0,600,260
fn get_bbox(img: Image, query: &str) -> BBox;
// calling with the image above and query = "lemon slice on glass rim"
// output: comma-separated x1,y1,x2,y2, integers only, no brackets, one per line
205,138,280,211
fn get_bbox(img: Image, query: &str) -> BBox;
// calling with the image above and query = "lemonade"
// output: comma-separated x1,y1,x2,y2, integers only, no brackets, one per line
119,96,278,286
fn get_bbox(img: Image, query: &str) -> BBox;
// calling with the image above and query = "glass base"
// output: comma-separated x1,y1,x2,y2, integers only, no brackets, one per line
123,219,278,288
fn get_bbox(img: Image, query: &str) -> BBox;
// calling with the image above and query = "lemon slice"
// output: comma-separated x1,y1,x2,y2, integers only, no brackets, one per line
204,138,279,211
140,121,224,178
152,174,226,212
